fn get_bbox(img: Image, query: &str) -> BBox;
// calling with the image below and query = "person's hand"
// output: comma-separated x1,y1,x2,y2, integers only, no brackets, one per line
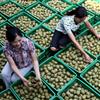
96,34,100,39
22,77,30,87
83,53,92,63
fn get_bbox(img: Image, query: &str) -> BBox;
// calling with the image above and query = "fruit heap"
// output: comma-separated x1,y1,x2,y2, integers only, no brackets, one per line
0,53,7,72
29,4,53,20
58,47,89,72
78,32,100,56
12,15,38,33
0,91,15,100
0,26,6,44
40,60,74,89
48,0,70,11
70,0,80,4
83,0,100,13
84,63,100,91
0,16,4,24
29,28,53,48
62,82,99,100
13,75,52,100
0,3,21,17
45,16,60,30
16,0,36,7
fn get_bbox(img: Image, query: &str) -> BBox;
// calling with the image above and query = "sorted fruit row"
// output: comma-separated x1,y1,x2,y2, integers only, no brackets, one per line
0,53,7,72
29,28,53,48
0,91,15,100
83,0,100,14
40,59,74,90
15,0,36,7
61,82,99,100
47,0,70,11
84,63,100,91
13,75,52,100
77,33,100,56
0,3,21,17
12,15,38,33
28,4,53,20
58,47,89,72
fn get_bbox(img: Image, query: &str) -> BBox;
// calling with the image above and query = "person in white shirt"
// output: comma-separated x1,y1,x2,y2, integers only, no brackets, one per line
50,6,100,63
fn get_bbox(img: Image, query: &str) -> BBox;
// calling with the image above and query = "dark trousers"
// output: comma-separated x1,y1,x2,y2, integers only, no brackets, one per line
50,30,73,49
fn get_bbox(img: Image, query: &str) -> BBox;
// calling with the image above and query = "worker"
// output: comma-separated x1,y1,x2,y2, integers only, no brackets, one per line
50,6,100,62
1,26,41,88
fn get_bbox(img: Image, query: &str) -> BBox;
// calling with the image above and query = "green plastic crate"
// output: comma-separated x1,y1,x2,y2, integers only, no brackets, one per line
12,0,37,8
0,13,7,25
42,0,72,14
9,11,41,34
26,2,56,22
55,43,96,73
50,95,63,100
58,78,100,100
82,0,100,15
26,24,53,50
42,13,62,31
0,0,23,18
0,88,19,100
39,56,76,92
11,71,55,100
66,0,85,5
81,60,100,94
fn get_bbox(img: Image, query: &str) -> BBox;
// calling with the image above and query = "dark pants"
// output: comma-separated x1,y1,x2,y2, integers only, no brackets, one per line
50,30,74,49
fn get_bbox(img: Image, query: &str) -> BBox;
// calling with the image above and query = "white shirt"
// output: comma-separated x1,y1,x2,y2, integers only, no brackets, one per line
56,15,84,35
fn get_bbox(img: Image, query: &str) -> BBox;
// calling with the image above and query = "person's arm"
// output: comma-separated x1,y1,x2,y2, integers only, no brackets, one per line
84,20,100,39
30,50,41,81
67,31,92,63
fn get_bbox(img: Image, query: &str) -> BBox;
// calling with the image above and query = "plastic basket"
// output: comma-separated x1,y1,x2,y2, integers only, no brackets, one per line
25,2,56,22
0,0,22,18
9,11,41,34
39,56,76,92
26,24,53,50
12,0,38,8
11,71,55,100
0,88,19,100
82,0,100,15
50,95,63,100
81,59,100,94
58,78,100,100
42,0,72,14
55,43,96,73
0,13,7,25
67,0,85,5
42,13,62,31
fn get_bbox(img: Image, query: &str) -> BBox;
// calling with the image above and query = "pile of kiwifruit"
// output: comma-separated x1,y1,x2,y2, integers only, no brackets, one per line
40,60,74,89
58,47,89,72
84,63,100,91
45,16,60,30
61,82,99,100
0,53,7,72
13,75,52,100
29,4,53,20
83,0,100,13
48,0,70,11
12,15,38,32
0,91,15,100
29,28,53,48
0,16,4,23
16,0,36,7
0,3,21,17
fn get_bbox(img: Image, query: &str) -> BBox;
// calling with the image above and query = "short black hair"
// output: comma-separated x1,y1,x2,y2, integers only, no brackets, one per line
66,6,88,18
6,26,22,42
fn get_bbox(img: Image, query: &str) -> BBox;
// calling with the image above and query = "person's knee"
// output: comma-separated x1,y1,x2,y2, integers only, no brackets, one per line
50,47,58,51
